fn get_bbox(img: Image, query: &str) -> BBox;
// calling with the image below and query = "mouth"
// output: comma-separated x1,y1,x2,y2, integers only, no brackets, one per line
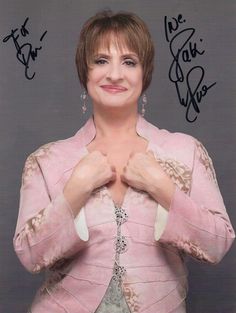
100,85,127,93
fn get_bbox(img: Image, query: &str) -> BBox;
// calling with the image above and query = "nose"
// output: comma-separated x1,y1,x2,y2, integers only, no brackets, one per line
106,62,123,82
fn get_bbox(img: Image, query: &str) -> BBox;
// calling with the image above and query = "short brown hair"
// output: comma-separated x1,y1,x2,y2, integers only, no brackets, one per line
75,10,155,93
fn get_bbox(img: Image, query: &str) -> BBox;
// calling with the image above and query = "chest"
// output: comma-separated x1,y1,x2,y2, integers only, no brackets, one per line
86,137,149,207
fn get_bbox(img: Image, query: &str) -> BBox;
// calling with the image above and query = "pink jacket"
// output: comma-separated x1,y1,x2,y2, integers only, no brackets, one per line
14,114,235,313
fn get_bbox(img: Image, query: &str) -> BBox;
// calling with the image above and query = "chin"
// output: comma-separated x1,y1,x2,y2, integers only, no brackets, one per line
99,100,128,108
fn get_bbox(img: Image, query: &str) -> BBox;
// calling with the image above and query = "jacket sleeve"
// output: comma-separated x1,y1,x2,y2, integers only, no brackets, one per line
13,152,89,274
156,139,235,264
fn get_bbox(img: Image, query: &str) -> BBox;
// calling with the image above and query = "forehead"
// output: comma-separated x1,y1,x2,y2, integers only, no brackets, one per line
96,45,138,57
93,32,138,55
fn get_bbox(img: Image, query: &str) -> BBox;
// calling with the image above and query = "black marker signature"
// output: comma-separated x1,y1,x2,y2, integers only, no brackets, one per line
164,14,216,122
2,17,47,80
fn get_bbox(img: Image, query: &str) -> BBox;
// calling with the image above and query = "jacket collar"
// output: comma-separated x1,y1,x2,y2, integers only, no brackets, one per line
76,113,155,147
57,113,171,185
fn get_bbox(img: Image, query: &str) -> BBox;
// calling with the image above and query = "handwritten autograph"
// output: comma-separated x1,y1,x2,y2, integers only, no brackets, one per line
2,17,47,80
164,14,216,122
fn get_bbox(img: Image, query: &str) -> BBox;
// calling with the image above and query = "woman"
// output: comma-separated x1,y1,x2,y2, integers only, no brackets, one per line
14,10,235,313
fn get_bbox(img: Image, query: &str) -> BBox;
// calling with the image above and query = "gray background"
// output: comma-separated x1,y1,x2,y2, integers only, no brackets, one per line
0,0,235,312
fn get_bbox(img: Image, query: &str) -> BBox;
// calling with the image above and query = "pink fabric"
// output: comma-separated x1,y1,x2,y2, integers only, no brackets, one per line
14,114,235,313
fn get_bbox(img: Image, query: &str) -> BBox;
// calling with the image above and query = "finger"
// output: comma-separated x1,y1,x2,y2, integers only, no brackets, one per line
107,172,117,183
111,172,117,181
120,173,126,182
122,165,127,173
111,165,116,172
129,151,135,158
101,151,107,156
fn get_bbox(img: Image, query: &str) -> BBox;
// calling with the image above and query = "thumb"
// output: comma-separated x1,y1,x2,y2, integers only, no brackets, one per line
120,172,126,182
129,151,135,158
111,165,116,172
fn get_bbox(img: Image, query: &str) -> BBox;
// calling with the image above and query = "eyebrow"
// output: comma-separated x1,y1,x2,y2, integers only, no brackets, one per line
94,53,139,60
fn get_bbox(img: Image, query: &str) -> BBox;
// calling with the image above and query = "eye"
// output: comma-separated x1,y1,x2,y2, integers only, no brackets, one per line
123,59,137,67
94,58,107,65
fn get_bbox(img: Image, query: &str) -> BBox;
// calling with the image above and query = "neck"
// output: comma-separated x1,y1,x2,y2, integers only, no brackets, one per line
92,107,139,141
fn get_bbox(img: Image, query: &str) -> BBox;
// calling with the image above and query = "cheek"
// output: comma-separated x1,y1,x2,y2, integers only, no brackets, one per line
88,69,105,84
133,77,143,93
131,70,143,88
87,70,104,97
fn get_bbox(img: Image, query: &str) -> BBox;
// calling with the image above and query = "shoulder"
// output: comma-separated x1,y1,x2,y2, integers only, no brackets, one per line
146,121,209,171
21,131,86,185
23,127,85,174
163,130,213,164
26,135,77,162
147,120,197,151
165,129,196,147
151,123,216,174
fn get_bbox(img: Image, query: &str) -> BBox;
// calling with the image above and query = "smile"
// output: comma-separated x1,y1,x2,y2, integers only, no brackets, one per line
100,85,127,93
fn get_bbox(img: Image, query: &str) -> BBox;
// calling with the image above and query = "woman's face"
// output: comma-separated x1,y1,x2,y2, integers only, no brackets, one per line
86,38,143,113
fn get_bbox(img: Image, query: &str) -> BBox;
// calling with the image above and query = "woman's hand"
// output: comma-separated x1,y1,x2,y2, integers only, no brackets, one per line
72,150,117,191
63,151,116,215
120,150,175,210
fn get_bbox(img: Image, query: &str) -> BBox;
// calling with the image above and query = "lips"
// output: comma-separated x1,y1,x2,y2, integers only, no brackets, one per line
100,85,127,93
